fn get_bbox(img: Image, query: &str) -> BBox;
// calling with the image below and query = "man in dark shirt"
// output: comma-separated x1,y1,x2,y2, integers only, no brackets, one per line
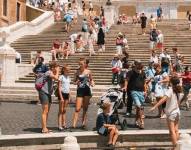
140,13,147,35
149,28,158,50
123,61,146,129
33,57,48,75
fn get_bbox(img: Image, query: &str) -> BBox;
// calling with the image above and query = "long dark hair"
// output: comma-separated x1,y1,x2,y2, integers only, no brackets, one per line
170,76,182,100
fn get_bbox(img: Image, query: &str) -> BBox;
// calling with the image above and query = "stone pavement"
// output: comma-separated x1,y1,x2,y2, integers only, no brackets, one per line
0,102,191,135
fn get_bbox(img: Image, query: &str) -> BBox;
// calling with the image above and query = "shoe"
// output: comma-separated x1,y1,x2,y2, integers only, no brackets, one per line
126,112,131,116
139,123,144,129
58,127,63,131
160,114,167,119
135,121,139,127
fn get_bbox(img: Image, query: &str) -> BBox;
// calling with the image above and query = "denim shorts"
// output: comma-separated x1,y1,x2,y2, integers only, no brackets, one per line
167,113,180,122
39,90,52,105
131,91,145,107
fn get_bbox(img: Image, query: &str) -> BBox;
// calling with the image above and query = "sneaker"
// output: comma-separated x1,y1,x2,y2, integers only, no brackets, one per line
58,127,63,131
160,114,167,119
126,112,131,116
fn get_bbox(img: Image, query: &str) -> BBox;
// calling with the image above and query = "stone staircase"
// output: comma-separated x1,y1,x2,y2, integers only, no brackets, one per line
1,19,191,103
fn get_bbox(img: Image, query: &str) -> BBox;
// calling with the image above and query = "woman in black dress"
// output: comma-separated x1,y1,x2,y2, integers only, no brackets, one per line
97,27,105,52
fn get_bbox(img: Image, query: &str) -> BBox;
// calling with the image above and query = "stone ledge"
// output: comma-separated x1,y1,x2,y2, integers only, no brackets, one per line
0,129,190,148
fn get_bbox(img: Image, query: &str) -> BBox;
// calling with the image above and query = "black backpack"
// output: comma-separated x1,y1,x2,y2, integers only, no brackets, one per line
161,57,170,66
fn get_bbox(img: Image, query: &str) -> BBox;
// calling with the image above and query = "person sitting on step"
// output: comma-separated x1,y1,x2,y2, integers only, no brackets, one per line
96,101,119,148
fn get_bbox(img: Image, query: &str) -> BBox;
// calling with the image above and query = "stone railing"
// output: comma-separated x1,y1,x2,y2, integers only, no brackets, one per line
26,4,45,22
0,4,54,44
0,5,54,87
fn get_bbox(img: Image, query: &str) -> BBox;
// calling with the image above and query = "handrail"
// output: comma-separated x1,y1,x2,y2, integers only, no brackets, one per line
0,5,54,44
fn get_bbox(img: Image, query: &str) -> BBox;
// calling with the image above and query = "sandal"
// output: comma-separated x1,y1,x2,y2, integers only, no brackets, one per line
139,123,144,129
41,129,52,133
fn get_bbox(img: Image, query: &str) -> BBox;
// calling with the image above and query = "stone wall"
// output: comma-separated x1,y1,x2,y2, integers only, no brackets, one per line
0,0,26,27
118,6,136,16
177,5,191,19
26,5,44,22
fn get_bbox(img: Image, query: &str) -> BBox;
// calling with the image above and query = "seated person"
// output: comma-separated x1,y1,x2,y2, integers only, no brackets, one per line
75,34,84,52
96,102,119,147
117,15,123,25
51,39,61,60
62,42,71,59
122,14,128,24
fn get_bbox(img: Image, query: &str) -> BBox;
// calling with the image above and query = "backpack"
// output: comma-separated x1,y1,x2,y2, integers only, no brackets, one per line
161,57,170,66
35,74,46,91
82,23,88,32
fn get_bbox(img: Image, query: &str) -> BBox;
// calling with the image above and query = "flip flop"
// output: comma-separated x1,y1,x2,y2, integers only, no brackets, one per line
41,129,53,133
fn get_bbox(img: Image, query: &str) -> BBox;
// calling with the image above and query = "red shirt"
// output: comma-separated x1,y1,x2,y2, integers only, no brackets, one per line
53,42,60,49
181,72,191,85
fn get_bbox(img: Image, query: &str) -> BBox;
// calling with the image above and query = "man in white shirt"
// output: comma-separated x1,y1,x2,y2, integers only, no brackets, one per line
159,48,171,74
15,51,21,63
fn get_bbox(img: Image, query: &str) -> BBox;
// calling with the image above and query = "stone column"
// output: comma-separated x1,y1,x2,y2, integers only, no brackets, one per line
0,30,16,87
177,133,191,150
61,136,80,150
104,5,116,28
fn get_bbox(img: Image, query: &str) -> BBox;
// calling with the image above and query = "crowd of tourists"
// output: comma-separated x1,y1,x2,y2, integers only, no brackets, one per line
30,2,191,150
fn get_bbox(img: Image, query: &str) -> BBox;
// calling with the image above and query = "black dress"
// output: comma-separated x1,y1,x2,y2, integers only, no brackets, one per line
97,28,105,45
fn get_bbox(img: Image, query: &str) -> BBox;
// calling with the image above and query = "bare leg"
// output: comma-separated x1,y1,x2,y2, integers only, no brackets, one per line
58,101,64,128
167,119,179,148
82,96,91,126
72,97,83,128
41,104,49,132
62,100,69,127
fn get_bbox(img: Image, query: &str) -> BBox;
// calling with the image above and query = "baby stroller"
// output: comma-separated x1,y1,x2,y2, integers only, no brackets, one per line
97,88,128,130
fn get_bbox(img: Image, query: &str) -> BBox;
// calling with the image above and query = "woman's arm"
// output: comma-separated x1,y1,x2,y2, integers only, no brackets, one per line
49,67,60,80
150,96,168,111
88,70,95,87
58,80,64,101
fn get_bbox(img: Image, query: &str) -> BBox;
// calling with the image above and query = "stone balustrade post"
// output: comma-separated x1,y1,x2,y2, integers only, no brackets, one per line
61,136,80,150
0,29,16,87
104,5,116,28
176,133,191,150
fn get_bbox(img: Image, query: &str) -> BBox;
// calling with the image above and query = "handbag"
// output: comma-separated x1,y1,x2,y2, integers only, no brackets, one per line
112,67,119,74
98,126,107,135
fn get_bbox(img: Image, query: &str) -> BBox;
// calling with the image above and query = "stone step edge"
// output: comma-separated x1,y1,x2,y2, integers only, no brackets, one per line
1,130,191,148
0,142,172,150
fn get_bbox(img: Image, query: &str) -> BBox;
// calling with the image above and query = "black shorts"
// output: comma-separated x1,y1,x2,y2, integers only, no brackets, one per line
141,24,146,29
59,93,69,100
39,90,52,104
77,85,92,97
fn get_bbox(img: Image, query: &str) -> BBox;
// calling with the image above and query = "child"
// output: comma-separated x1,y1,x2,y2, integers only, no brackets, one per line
150,76,182,149
58,65,71,130
96,102,119,148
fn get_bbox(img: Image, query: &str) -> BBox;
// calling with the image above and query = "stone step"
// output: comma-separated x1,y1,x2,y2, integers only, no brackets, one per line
0,130,191,149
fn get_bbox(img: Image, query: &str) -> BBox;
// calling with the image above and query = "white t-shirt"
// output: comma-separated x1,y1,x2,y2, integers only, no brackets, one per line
70,33,78,42
164,87,180,116
150,55,158,64
157,33,164,43
159,53,171,61
59,75,71,94
154,72,168,97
